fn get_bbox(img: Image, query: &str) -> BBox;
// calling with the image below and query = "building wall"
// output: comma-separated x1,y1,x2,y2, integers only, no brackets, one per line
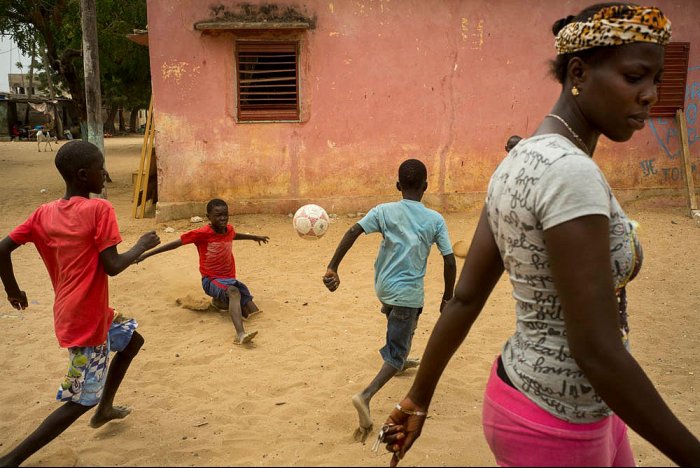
147,0,700,220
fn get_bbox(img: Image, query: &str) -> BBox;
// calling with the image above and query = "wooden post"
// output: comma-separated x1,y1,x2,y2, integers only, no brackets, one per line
80,0,106,197
676,109,698,216
132,97,153,218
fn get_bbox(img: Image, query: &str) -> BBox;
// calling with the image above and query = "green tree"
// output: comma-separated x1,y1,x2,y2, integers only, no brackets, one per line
0,0,150,132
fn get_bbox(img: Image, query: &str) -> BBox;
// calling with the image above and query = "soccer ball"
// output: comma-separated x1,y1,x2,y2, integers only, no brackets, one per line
293,204,330,240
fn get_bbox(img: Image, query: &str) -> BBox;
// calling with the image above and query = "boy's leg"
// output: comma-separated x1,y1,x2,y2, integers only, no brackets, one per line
89,331,144,428
227,287,257,344
242,300,261,319
0,402,93,467
236,281,260,319
352,363,399,442
351,305,420,442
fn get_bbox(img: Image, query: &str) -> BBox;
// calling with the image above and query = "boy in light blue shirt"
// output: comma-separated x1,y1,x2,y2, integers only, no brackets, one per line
323,159,456,442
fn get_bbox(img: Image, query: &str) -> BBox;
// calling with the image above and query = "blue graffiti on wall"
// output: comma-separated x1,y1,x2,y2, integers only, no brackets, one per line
644,67,699,182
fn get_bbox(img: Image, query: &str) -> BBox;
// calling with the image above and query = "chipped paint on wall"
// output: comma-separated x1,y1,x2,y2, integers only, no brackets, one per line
160,61,200,85
461,17,484,50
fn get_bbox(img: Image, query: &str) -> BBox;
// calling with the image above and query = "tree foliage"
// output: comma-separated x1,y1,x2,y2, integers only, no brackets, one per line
0,0,150,128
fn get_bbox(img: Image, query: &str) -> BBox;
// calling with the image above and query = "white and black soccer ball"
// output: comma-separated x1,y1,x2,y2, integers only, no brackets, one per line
293,204,330,240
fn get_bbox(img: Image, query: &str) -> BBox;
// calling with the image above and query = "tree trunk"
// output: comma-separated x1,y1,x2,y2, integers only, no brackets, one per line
118,108,125,132
40,46,64,138
81,0,108,191
105,106,117,134
27,43,36,97
130,107,139,133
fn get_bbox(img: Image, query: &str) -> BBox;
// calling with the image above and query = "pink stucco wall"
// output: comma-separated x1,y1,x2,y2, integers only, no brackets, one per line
146,0,700,220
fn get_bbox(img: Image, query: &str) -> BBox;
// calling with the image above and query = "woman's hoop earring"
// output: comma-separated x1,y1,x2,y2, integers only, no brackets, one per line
571,85,580,96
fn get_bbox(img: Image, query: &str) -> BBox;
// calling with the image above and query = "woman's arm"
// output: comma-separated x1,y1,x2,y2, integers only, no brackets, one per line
545,214,700,467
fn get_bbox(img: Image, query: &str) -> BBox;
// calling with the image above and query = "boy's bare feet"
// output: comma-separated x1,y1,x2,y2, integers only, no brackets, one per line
351,393,373,442
397,357,421,375
243,309,262,320
234,330,258,345
89,405,131,428
242,301,262,319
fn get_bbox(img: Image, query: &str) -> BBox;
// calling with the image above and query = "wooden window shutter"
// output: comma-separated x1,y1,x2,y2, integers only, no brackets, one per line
236,41,299,121
650,42,690,118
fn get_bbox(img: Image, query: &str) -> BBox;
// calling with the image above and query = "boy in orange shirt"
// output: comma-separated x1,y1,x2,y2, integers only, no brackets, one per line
137,198,268,345
0,141,160,466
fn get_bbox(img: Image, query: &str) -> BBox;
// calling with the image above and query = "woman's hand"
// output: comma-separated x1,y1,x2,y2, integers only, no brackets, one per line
381,397,428,467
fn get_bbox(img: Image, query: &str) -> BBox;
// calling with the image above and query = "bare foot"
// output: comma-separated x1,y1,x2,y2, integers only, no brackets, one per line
397,357,421,375
243,309,262,320
353,425,372,443
242,302,262,319
234,330,258,345
351,393,372,442
89,405,131,428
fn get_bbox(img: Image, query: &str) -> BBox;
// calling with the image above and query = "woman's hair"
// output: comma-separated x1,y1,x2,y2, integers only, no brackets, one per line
548,2,636,84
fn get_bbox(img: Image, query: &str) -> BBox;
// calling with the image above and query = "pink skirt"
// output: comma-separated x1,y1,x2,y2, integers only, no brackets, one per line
482,357,635,467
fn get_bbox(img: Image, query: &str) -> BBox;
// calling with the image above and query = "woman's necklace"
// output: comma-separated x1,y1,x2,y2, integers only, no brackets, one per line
546,114,590,155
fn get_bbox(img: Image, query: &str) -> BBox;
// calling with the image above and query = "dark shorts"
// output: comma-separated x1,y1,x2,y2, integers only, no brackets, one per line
379,304,421,371
201,277,253,308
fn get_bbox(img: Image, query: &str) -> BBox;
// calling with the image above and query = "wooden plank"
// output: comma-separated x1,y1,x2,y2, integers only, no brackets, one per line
132,97,153,218
676,109,698,215
139,123,156,219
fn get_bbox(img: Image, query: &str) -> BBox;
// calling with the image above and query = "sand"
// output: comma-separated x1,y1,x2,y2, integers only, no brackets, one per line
0,137,697,466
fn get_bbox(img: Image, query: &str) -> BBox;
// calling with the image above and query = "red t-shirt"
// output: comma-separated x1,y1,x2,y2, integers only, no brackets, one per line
180,224,237,278
9,197,122,348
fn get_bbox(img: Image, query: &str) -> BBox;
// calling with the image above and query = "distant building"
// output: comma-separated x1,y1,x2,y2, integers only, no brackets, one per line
7,73,70,99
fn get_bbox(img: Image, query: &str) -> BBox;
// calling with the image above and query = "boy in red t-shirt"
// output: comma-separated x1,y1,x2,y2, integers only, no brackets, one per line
136,198,268,345
0,141,160,466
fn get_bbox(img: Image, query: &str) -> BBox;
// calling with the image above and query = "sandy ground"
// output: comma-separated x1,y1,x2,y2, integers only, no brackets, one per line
0,136,698,467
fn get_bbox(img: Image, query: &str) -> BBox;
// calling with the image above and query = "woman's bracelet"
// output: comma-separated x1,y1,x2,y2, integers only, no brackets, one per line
395,403,427,417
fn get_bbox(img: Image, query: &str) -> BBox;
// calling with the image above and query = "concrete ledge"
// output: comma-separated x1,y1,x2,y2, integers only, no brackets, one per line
154,188,699,223
156,196,394,222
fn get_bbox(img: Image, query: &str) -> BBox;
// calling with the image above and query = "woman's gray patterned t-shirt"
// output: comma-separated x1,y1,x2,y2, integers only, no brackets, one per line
486,133,641,423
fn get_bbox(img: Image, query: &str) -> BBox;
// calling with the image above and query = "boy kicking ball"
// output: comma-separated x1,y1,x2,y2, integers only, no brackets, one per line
136,198,268,345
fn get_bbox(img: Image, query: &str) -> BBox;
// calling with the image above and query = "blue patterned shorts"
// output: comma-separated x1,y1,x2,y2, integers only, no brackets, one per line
56,314,137,406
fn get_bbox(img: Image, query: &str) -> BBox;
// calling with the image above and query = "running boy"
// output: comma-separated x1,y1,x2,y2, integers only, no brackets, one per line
136,198,268,345
0,141,160,466
323,159,456,442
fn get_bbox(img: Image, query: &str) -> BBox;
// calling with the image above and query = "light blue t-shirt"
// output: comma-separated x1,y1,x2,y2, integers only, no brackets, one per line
357,199,453,308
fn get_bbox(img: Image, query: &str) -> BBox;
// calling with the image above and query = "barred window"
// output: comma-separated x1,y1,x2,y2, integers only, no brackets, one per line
236,41,299,122
650,42,690,118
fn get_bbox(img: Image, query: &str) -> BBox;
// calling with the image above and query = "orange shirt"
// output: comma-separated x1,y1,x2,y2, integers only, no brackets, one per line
10,197,122,348
180,224,237,279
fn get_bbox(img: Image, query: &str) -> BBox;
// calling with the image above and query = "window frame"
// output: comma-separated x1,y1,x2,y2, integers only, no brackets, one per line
235,40,300,122
650,42,690,118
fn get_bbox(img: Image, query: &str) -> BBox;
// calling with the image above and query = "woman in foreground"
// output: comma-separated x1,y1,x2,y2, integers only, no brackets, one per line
381,3,700,467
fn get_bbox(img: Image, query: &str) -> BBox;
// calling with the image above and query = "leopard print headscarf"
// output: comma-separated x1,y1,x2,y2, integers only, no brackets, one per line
555,5,671,55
